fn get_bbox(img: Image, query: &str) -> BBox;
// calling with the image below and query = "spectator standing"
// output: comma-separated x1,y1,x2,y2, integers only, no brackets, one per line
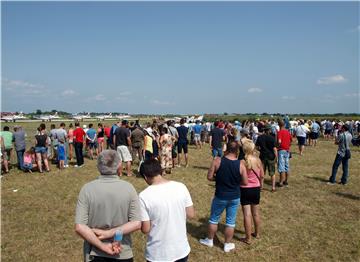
255,124,277,191
86,123,98,160
200,142,248,252
13,126,26,170
75,150,141,262
240,140,264,244
0,126,13,173
35,123,50,173
295,120,309,156
159,127,175,174
68,123,74,161
139,159,195,262
130,124,145,163
310,121,321,147
277,120,292,187
73,122,86,167
167,120,179,168
193,121,203,149
114,120,133,176
328,124,353,185
209,121,226,158
55,122,68,168
176,118,189,167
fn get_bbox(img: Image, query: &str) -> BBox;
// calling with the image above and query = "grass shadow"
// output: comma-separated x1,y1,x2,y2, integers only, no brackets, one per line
187,217,227,248
192,165,209,170
334,192,360,201
304,175,329,183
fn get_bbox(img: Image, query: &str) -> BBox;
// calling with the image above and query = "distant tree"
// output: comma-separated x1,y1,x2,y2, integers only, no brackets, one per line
224,112,228,115
36,109,42,115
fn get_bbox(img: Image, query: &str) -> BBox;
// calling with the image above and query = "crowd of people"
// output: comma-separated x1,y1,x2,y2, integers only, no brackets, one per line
0,116,358,261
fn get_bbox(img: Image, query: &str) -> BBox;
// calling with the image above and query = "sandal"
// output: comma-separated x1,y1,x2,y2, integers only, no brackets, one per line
240,238,251,245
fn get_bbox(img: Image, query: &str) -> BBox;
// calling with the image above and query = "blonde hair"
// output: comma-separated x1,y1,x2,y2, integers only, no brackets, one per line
242,139,256,169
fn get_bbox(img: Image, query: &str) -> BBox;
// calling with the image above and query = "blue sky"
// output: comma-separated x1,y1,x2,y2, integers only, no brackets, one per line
2,1,359,114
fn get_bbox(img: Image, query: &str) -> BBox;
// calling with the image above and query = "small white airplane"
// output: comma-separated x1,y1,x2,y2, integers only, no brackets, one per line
96,113,113,121
116,114,131,120
72,113,91,121
1,112,28,122
36,112,61,122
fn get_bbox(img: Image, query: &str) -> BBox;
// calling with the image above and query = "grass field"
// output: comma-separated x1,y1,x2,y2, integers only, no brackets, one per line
1,121,360,261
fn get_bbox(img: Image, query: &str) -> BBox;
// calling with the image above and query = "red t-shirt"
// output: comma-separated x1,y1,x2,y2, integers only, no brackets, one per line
277,129,292,151
104,127,111,138
73,127,86,143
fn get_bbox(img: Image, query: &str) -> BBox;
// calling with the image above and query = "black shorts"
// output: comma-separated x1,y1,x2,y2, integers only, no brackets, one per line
241,187,260,205
310,132,319,140
177,141,188,154
325,129,332,135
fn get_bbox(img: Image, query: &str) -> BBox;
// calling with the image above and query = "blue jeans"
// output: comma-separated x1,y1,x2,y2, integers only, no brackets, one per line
209,197,240,227
329,153,349,184
16,149,25,170
278,150,290,173
212,148,223,158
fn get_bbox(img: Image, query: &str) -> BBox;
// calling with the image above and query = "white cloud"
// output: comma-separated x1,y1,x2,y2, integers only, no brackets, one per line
2,77,48,97
62,89,77,96
247,88,263,93
344,93,359,98
281,96,296,100
94,94,106,101
317,74,348,85
2,78,44,90
151,99,174,106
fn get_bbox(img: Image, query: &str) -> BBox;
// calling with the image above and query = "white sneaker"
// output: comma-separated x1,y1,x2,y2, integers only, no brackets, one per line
199,238,213,247
64,165,69,168
224,243,235,252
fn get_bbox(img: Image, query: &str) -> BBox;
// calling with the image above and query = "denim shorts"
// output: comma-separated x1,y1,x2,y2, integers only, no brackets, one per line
23,163,33,170
297,136,306,146
35,146,47,154
209,196,240,227
278,150,290,173
212,148,223,158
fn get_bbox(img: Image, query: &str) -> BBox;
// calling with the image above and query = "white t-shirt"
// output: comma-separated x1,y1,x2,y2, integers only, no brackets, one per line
296,125,309,137
139,181,193,262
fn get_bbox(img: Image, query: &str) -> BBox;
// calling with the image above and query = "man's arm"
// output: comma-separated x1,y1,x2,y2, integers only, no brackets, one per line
75,224,119,256
207,158,220,181
186,206,195,219
209,135,212,149
93,220,141,240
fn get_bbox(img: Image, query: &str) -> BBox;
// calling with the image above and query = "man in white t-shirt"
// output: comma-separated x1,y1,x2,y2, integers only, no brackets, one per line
139,159,195,262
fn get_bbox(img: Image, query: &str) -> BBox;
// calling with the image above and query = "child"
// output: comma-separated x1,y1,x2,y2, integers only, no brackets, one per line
23,147,37,173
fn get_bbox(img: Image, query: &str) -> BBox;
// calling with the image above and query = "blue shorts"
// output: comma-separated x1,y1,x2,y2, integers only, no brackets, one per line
23,163,33,170
297,136,306,146
209,197,240,228
57,144,66,161
278,150,290,173
212,148,223,158
35,147,47,154
88,142,98,149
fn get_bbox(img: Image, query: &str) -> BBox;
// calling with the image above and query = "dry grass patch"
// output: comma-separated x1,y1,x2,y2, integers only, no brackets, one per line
1,122,360,261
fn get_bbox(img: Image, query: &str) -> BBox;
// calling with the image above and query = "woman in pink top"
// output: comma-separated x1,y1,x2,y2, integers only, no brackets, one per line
240,139,264,244
23,147,37,173
68,123,74,161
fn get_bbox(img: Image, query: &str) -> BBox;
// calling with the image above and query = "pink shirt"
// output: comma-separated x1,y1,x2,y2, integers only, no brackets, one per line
24,153,34,164
241,168,261,188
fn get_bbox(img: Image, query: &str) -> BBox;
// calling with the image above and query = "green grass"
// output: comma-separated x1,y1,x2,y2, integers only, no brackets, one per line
1,121,360,261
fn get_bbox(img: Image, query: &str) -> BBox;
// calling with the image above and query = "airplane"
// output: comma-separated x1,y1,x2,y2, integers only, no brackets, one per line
96,113,113,121
1,112,28,122
35,112,61,122
72,113,91,121
116,114,131,120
